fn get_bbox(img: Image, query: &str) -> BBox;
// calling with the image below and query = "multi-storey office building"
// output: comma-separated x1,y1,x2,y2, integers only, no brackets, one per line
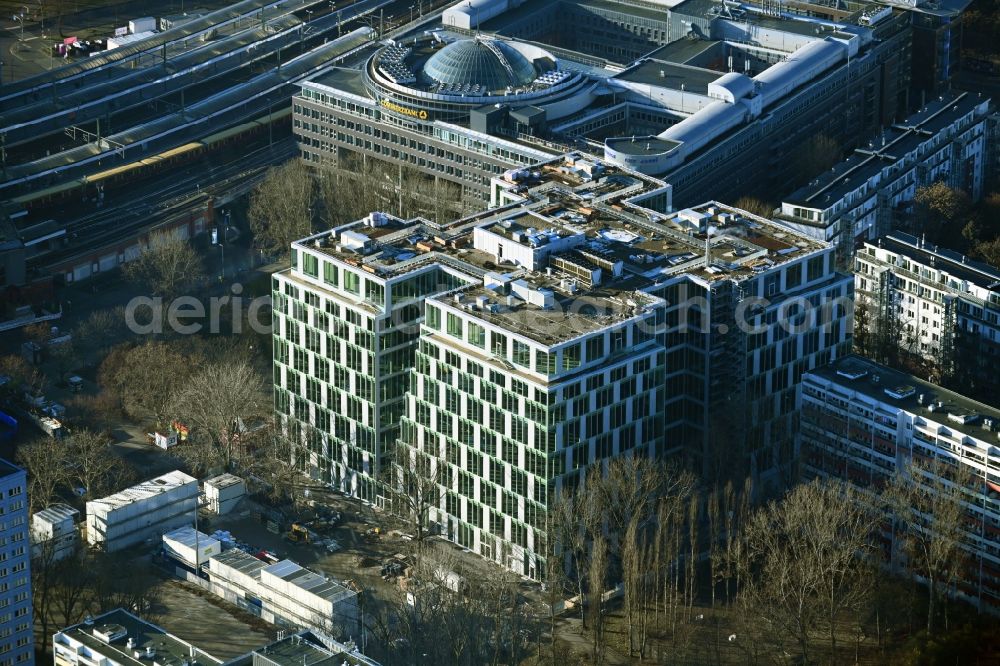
274,151,852,575
800,355,1000,610
294,0,921,209
0,460,31,666
777,91,993,255
272,215,474,500
854,232,1000,400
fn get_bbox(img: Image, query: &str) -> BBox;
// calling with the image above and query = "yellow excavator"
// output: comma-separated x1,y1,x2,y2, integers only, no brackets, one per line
286,523,311,544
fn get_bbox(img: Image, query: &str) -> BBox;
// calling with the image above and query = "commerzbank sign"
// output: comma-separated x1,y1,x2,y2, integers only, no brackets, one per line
381,98,428,120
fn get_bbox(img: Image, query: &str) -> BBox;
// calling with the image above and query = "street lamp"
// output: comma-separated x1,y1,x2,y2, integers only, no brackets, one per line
12,10,27,48
213,209,230,281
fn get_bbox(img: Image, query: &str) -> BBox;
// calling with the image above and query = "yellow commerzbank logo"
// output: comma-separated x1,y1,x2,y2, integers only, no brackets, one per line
381,98,428,120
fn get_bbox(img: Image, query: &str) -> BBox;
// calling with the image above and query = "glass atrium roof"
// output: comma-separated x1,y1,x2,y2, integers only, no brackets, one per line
421,37,538,92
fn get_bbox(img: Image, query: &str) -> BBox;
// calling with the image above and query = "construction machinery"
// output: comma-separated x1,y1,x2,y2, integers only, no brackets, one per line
286,522,311,544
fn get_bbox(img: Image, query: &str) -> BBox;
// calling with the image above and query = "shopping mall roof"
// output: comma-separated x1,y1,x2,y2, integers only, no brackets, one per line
614,60,719,94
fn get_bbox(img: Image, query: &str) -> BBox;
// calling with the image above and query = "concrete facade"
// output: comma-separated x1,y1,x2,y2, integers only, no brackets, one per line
0,459,31,666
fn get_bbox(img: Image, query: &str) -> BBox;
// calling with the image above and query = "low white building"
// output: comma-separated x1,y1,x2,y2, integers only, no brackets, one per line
206,550,358,637
203,474,245,515
162,527,220,568
32,504,79,561
86,470,198,552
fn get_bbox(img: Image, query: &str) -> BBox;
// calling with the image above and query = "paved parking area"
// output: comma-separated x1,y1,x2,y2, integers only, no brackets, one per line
153,578,272,660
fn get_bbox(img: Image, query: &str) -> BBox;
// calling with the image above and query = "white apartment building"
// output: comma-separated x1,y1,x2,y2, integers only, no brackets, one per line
855,231,1000,398
274,151,853,577
800,355,1000,610
86,470,199,552
207,550,359,637
0,459,31,666
52,608,380,666
53,609,221,666
777,91,992,255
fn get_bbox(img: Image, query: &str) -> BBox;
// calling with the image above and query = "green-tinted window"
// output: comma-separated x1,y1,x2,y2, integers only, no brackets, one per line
366,280,384,307
492,332,507,358
344,271,360,294
468,322,485,347
324,262,339,287
536,350,556,375
586,336,604,363
426,305,441,330
562,343,581,371
513,341,530,367
447,312,463,338
303,254,319,278
807,256,825,281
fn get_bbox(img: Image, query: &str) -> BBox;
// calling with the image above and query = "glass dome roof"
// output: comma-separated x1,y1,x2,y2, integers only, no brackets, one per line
421,38,538,92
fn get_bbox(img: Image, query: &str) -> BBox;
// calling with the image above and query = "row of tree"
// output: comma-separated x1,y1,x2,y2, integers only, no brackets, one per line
247,156,471,258
33,543,163,652
506,455,979,665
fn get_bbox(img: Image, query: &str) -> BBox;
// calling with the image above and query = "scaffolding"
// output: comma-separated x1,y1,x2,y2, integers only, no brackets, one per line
938,294,957,383
874,267,899,363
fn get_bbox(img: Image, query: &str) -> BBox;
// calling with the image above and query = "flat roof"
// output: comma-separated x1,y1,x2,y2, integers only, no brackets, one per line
605,136,680,155
292,151,828,345
54,609,222,666
615,60,719,94
211,548,265,578
808,355,1000,440
876,232,1000,292
0,457,22,480
87,470,197,513
643,38,722,64
263,560,357,605
204,473,245,490
304,66,368,97
783,91,988,209
248,632,378,666
33,503,79,524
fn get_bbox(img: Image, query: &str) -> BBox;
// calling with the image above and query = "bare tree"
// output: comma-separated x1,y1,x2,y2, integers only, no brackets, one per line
738,478,875,661
383,444,445,557
886,459,971,635
733,196,776,219
0,353,45,397
169,358,268,475
101,341,201,426
123,229,205,298
17,436,70,514
66,429,131,499
31,528,62,652
793,132,843,181
248,160,315,256
51,549,93,629
73,306,129,360
588,533,608,666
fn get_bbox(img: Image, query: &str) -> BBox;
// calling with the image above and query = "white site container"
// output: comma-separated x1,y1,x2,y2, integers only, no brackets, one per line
162,526,220,567
203,474,246,515
86,470,198,551
128,17,156,34
31,504,80,560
